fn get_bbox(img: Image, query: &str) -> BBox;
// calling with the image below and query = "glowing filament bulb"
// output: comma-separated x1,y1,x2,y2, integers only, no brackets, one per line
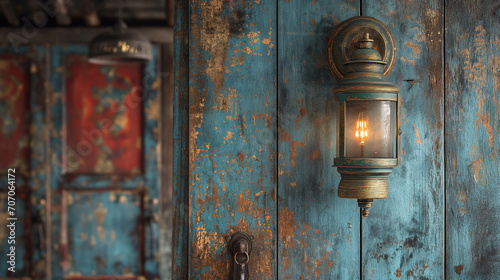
356,119,368,145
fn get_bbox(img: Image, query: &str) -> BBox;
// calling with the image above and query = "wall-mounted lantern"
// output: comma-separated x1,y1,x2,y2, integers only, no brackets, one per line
326,17,400,217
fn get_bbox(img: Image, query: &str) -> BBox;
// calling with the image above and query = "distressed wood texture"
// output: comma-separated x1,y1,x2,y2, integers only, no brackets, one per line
445,0,500,278
188,0,277,278
362,1,445,279
49,45,160,279
277,1,360,279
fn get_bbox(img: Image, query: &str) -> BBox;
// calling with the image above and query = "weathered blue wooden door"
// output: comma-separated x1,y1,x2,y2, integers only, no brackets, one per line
174,0,500,279
0,45,161,279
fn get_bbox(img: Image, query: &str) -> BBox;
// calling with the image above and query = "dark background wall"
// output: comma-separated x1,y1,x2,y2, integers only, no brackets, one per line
175,0,500,279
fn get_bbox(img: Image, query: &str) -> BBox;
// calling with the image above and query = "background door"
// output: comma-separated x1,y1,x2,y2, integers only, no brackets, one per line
0,44,165,280
48,45,160,279
174,0,500,279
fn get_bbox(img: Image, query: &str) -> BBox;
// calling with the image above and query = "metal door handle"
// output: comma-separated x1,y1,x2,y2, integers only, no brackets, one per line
227,232,253,280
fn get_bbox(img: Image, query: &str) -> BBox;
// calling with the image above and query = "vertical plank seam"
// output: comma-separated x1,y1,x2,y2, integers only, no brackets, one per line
442,0,447,279
187,1,191,277
360,210,363,280
275,0,280,278
44,43,52,280
158,45,164,279
158,44,164,279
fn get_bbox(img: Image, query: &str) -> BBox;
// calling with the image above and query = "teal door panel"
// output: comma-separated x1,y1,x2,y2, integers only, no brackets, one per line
63,190,143,276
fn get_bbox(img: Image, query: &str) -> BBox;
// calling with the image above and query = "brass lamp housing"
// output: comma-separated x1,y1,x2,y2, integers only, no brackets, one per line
327,17,400,217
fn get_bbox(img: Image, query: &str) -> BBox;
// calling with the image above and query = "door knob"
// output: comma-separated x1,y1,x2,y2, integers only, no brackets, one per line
227,232,253,280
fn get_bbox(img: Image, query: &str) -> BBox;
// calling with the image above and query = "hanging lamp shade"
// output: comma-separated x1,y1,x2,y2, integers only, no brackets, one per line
88,20,152,64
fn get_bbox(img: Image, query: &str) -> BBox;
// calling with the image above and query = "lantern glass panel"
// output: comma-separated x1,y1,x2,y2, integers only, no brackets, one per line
345,100,396,158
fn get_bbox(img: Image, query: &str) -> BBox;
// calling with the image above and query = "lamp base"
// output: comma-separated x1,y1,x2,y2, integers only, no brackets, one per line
334,159,396,217
335,166,393,217
337,176,388,199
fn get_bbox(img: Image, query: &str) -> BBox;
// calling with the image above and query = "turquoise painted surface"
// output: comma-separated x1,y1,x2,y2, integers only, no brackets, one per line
48,45,160,279
277,0,360,279
445,0,500,278
362,1,445,279
65,191,142,275
188,0,277,278
175,0,500,279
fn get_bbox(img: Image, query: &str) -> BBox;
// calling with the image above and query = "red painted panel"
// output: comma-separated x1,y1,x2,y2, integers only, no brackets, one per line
64,55,143,175
0,56,29,174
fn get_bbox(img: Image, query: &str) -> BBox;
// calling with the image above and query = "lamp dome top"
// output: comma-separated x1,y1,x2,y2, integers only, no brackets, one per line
347,33,384,64
332,33,398,94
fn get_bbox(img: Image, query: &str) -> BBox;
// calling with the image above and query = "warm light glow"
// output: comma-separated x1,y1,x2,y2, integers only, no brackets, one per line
356,119,368,145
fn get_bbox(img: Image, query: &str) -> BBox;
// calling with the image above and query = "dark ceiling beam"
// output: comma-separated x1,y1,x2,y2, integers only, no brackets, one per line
166,0,173,27
55,0,71,26
0,0,19,27
82,0,100,26
0,27,173,44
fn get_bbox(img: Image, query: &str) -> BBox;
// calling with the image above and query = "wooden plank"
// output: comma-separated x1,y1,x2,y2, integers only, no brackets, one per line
92,0,166,21
188,0,277,278
277,1,360,279
172,0,189,278
445,0,500,278
361,1,445,279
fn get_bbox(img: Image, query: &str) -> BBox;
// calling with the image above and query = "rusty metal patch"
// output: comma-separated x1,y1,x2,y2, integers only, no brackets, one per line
63,55,144,175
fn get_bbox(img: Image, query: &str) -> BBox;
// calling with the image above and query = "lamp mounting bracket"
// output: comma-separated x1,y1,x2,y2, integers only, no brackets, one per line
326,16,397,82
